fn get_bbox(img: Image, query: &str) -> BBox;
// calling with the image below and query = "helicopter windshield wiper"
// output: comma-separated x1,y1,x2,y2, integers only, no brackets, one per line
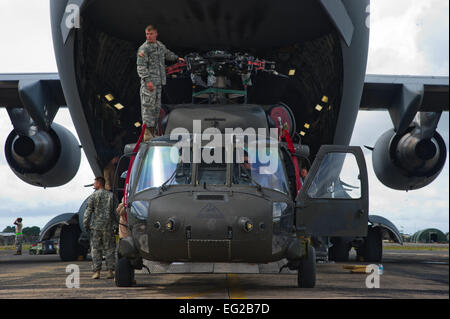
340,179,359,189
159,165,181,192
238,163,262,192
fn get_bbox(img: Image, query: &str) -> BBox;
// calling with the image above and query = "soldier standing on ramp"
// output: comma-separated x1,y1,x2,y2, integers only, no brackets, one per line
137,25,184,141
83,177,117,279
13,218,23,255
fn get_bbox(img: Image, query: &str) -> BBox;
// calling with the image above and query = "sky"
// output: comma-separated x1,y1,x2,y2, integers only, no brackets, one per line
0,0,448,235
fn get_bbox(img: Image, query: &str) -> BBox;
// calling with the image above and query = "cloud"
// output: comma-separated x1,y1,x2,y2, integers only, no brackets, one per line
0,202,81,232
415,0,450,75
0,0,57,73
367,0,449,76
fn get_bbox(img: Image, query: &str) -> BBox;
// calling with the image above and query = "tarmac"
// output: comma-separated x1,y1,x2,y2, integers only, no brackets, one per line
0,244,448,299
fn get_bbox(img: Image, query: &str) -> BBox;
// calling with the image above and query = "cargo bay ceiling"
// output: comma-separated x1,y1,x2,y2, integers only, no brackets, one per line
75,0,344,167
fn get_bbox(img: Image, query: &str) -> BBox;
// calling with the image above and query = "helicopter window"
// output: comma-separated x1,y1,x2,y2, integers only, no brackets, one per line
128,150,142,192
197,147,227,185
135,146,191,192
232,146,289,194
307,152,361,199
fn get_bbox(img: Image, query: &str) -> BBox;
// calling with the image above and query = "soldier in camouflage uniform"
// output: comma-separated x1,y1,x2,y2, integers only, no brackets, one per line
13,218,23,255
137,25,184,141
83,177,117,279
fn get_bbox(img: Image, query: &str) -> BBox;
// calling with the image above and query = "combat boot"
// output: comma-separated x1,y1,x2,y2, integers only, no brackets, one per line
107,270,114,279
92,271,100,279
143,128,154,142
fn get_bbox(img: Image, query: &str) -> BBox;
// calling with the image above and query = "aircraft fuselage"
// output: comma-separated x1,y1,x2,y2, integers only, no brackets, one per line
50,0,370,176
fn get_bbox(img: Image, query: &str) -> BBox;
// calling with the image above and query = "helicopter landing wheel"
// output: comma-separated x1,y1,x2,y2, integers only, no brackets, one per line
297,244,316,288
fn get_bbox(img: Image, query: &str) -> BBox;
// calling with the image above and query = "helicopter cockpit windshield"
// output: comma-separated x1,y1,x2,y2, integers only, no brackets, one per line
232,144,289,195
135,146,192,193
133,138,289,195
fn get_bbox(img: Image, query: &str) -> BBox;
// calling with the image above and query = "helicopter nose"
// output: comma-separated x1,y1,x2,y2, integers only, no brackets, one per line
145,192,274,262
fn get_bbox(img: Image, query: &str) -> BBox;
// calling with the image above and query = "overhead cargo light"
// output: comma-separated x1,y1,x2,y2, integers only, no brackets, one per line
288,69,296,76
300,131,306,136
134,122,141,128
322,96,329,103
114,103,124,110
304,123,310,129
105,94,114,102
315,104,323,112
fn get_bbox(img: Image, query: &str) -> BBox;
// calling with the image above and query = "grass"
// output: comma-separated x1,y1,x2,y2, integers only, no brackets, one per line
383,245,448,251
0,244,32,251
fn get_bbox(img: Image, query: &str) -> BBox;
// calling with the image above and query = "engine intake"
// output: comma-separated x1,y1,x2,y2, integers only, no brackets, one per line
372,128,447,191
5,123,81,187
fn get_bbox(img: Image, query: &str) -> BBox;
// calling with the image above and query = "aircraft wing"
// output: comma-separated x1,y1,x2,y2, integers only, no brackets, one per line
360,74,449,112
2,73,448,112
0,73,66,109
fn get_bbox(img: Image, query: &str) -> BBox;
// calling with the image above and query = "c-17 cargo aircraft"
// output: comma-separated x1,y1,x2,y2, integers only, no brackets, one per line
0,0,448,287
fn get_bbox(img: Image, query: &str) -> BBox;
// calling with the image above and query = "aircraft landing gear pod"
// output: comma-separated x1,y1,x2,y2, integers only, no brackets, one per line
39,198,90,262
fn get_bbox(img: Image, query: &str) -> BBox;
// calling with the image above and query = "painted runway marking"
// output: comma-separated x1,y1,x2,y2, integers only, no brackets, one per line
177,274,247,299
227,274,246,299
178,288,223,299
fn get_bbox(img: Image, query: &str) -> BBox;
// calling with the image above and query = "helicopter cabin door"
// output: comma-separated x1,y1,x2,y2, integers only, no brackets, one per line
295,145,369,237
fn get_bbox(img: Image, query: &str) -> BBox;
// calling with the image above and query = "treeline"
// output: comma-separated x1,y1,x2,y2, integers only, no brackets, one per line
2,226,41,236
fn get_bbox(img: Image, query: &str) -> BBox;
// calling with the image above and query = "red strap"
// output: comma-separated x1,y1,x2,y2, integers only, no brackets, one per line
123,124,147,221
167,61,187,75
283,129,301,194
248,60,265,71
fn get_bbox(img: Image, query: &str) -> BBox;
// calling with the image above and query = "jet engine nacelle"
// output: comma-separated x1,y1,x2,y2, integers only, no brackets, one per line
372,128,447,191
5,123,81,187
